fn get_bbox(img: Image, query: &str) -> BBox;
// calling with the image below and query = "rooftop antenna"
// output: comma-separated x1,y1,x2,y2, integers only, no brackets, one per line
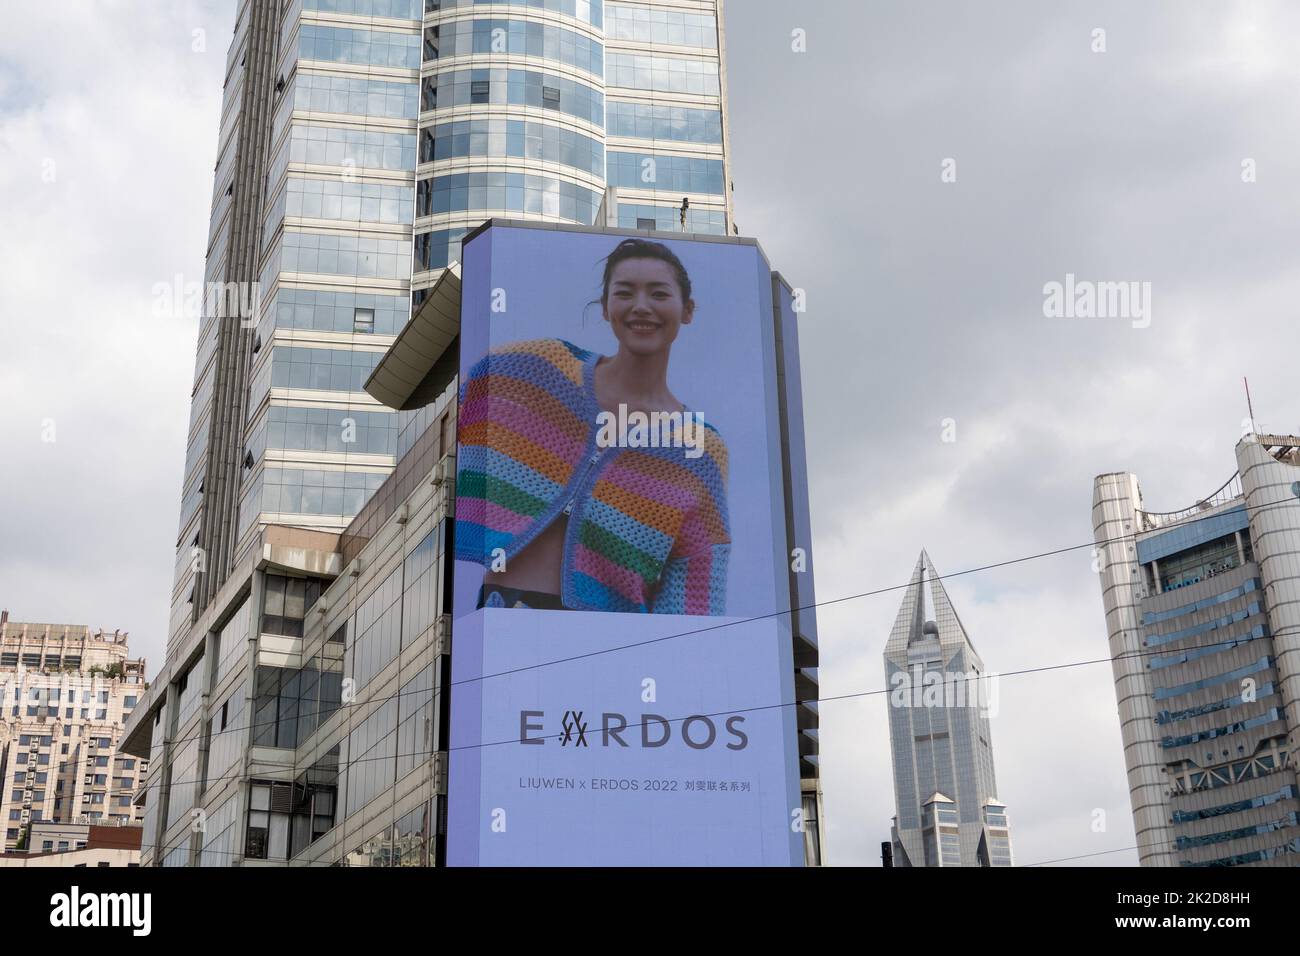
1244,377,1256,434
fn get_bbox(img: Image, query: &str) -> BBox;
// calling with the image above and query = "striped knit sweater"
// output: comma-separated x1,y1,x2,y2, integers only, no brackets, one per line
456,338,730,615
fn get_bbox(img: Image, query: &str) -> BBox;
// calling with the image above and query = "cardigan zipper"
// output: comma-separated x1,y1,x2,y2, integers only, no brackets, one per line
563,449,604,516
557,446,610,609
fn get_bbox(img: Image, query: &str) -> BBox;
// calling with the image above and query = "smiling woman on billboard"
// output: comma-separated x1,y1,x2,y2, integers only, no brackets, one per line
455,238,731,615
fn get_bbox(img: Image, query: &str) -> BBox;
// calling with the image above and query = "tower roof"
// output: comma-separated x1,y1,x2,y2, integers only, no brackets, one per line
883,550,982,669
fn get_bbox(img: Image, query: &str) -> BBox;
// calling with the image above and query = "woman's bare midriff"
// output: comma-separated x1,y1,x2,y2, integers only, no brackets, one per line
483,516,567,594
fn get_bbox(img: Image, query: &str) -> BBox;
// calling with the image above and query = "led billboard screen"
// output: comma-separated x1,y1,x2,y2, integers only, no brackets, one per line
448,222,804,865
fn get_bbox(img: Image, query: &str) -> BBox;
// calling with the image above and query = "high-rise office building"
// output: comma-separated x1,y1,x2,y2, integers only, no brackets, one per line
128,1,818,867
0,613,148,851
883,553,1013,867
173,0,734,660
1091,432,1300,867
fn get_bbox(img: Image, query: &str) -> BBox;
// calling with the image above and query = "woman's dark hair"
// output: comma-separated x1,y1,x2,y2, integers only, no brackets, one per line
599,238,693,306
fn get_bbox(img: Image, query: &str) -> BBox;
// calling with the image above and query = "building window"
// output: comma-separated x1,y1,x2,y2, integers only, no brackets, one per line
542,86,560,108
354,307,375,333
262,574,322,639
470,79,490,103
245,781,294,860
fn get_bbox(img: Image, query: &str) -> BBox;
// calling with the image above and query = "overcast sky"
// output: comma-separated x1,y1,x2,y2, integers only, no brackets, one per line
3,1,1298,867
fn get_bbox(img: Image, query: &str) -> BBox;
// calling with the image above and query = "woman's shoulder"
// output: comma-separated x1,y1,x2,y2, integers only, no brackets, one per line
487,337,593,363
468,337,594,382
685,419,729,479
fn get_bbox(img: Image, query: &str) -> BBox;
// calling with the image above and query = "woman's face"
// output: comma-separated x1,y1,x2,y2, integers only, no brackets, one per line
603,257,694,357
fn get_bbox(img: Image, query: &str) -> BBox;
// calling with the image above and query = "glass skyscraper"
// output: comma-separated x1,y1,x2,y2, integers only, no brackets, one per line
131,0,813,869
1091,433,1300,867
884,551,1013,867
173,0,734,658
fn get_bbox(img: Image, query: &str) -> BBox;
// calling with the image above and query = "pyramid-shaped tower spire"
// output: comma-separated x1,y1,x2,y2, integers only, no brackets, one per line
884,551,981,669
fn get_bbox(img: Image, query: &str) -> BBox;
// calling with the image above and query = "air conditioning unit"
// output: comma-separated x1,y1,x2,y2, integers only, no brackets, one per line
435,614,452,656
433,456,456,488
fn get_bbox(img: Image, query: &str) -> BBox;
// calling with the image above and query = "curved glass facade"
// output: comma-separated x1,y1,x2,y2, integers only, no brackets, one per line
429,0,603,26
420,67,604,125
419,171,601,220
414,0,732,308
426,18,604,77
422,118,604,176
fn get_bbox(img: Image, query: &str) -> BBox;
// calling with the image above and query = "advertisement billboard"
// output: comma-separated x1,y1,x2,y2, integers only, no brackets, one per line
448,222,804,865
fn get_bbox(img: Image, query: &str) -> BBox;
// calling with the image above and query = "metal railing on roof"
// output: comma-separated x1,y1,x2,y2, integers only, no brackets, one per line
1136,472,1243,531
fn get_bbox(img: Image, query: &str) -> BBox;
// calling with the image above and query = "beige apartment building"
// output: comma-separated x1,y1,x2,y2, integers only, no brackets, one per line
0,613,150,851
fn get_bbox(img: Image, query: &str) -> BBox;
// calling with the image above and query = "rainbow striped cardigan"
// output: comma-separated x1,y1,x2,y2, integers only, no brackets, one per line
455,338,730,615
